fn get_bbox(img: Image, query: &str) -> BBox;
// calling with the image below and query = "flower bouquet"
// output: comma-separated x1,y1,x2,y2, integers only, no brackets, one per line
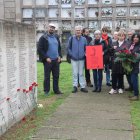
115,48,140,74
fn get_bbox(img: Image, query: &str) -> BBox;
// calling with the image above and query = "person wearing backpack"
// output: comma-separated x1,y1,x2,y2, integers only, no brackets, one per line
37,23,63,95
67,25,88,93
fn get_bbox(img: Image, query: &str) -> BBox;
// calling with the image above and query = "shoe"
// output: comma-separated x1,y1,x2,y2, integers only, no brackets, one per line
92,87,98,92
118,88,123,94
106,83,112,86
109,89,117,94
129,96,139,101
72,86,77,93
81,88,88,93
125,87,133,91
55,90,63,94
128,95,134,98
87,82,93,87
44,91,49,96
97,88,101,92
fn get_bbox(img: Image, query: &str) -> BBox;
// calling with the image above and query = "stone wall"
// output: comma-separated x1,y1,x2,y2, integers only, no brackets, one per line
0,20,37,135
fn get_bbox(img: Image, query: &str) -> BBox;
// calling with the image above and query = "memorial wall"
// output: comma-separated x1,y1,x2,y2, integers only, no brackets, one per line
0,20,37,136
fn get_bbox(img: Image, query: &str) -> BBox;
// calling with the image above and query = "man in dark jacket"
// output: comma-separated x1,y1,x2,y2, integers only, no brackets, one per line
38,23,63,95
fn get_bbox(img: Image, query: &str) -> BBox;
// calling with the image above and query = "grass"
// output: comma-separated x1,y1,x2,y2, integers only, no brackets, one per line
131,100,140,140
1,62,72,140
1,62,140,140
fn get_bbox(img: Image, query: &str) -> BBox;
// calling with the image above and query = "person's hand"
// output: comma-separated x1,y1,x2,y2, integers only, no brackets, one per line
46,58,51,63
114,46,117,49
57,57,61,63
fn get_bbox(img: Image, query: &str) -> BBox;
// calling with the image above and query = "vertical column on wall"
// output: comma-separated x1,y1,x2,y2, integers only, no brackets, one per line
27,25,37,106
3,22,19,128
18,24,31,115
0,21,8,136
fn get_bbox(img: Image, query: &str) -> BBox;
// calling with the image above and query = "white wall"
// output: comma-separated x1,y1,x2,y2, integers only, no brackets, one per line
0,20,37,136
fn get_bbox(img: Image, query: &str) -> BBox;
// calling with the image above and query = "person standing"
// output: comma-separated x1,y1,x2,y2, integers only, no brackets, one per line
129,33,140,101
125,29,135,91
67,25,88,93
90,30,107,92
82,28,92,87
38,23,63,95
109,30,128,94
101,27,112,86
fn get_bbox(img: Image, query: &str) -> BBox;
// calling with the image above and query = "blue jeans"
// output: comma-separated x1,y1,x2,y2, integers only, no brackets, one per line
131,73,139,96
105,64,110,84
93,69,103,89
71,59,86,88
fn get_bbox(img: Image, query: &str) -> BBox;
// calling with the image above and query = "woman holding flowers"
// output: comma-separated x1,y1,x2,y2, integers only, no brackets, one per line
109,30,128,94
129,33,140,101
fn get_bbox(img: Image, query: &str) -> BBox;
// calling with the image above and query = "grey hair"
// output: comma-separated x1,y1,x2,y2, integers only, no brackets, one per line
75,25,83,30
127,29,135,34
94,30,101,35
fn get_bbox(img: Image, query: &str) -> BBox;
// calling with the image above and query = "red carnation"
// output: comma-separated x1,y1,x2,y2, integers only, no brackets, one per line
17,89,20,92
22,117,26,122
23,89,26,93
32,82,36,86
29,86,33,91
26,90,29,93
6,98,10,101
35,84,38,87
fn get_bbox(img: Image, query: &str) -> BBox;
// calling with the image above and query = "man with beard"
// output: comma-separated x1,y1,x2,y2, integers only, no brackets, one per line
38,23,63,95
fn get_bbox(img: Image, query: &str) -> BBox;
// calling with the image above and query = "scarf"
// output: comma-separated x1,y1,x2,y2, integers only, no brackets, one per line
102,34,108,45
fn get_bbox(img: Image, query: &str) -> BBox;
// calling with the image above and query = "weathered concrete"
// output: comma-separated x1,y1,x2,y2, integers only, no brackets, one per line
31,84,133,140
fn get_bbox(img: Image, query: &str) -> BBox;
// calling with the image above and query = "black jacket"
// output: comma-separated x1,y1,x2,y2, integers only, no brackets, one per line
37,32,62,62
111,40,129,74
129,42,140,74
104,36,112,64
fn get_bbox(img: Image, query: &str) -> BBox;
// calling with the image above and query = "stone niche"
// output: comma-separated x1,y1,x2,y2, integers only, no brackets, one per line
130,7,140,16
116,0,126,4
102,0,112,4
129,19,140,30
61,8,72,18
36,0,45,5
0,20,37,136
116,7,127,16
88,8,99,18
88,0,98,4
48,8,59,18
131,0,140,3
88,21,99,29
75,8,85,18
23,0,32,6
115,20,127,28
22,9,33,18
101,8,113,17
101,20,113,29
48,0,58,5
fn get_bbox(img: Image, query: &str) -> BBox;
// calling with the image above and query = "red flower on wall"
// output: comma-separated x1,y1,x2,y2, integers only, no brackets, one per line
23,89,26,93
17,89,20,92
29,86,33,91
6,98,10,101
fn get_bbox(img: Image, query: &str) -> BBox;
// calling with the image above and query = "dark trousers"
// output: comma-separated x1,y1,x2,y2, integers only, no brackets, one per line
85,60,91,83
131,73,139,96
43,60,60,93
126,74,133,89
112,73,123,90
93,69,103,89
